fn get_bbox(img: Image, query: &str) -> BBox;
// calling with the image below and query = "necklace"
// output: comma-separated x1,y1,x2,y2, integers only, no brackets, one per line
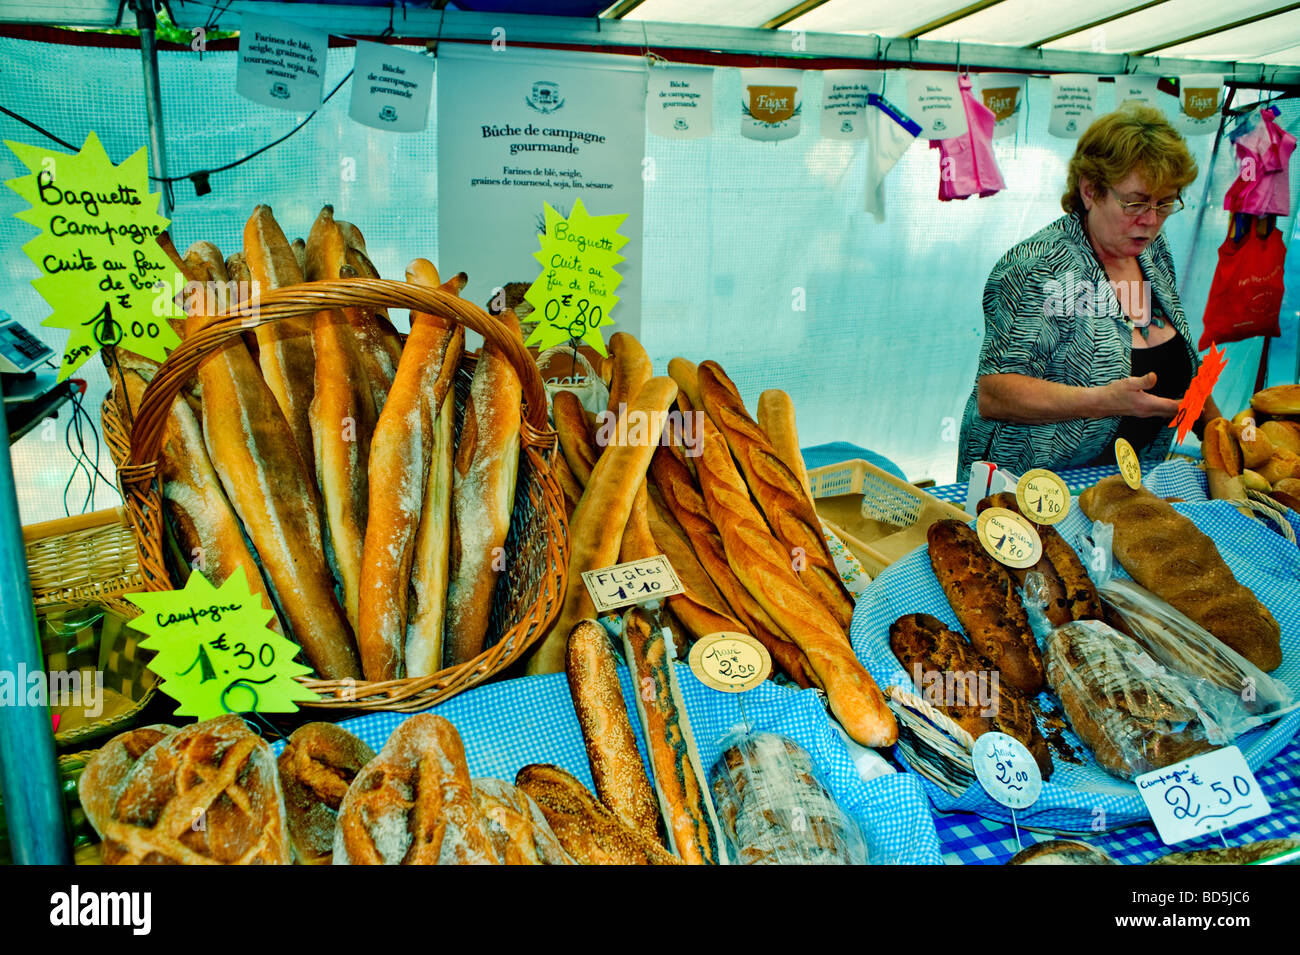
1079,210,1167,341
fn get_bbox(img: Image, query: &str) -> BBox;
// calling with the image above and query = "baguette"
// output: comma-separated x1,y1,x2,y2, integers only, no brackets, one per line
525,377,680,675
925,519,1045,694
698,361,854,632
552,448,584,518
336,219,403,395
305,206,378,634
565,619,662,843
553,389,600,486
622,608,725,864
444,309,524,666
649,446,816,687
667,357,704,415
757,389,813,500
243,205,317,480
515,764,682,865
1078,475,1282,671
358,258,463,681
693,412,894,745
187,252,360,678
606,331,652,416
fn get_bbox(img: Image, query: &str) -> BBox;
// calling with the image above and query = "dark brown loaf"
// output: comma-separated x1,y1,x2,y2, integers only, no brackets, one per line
978,493,1104,627
515,764,683,865
926,519,1045,695
1078,475,1282,671
698,360,854,632
277,722,376,865
889,613,1052,778
334,714,496,865
100,716,291,864
565,619,663,844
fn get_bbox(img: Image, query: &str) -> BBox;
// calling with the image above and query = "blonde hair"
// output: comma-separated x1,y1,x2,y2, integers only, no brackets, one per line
1061,104,1198,214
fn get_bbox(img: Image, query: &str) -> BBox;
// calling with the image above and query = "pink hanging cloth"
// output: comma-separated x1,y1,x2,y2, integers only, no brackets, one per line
931,75,1006,200
1224,109,1295,217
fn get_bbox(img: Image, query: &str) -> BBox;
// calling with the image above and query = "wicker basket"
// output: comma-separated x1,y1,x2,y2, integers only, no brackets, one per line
808,459,971,577
22,509,142,616
102,277,569,711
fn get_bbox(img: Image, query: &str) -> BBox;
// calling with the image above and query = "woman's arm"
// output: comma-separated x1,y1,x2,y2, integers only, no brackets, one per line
978,372,1182,424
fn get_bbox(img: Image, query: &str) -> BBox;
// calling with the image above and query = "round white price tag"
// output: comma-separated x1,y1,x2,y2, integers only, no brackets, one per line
976,507,1043,569
1015,468,1070,525
1115,438,1142,490
972,732,1043,810
687,632,771,693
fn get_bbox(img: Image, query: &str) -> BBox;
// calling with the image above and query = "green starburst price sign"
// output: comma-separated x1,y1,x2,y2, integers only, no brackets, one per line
6,131,183,380
127,568,316,720
522,196,627,356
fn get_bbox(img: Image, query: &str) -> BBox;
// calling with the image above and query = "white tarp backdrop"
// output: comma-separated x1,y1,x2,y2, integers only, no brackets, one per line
0,36,1296,524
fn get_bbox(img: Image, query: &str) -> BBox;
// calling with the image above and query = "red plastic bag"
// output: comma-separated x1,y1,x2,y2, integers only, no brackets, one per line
1199,215,1285,350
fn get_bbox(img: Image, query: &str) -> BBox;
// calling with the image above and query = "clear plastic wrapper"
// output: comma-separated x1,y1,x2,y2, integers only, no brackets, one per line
1099,578,1295,733
708,729,867,865
1020,570,1054,641
1045,620,1219,780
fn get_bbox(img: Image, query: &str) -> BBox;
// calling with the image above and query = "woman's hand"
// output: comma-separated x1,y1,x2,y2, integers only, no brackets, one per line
1098,373,1181,418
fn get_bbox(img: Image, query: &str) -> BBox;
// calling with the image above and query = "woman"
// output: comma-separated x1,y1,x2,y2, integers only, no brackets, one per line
957,105,1222,481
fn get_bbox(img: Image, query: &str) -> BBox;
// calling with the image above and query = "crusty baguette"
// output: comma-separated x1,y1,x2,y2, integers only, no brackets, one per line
525,377,680,675
243,205,317,480
553,389,600,486
667,357,703,416
757,389,812,500
188,252,360,679
1078,475,1282,671
606,331,652,417
649,447,816,687
515,764,682,865
622,608,725,864
698,361,854,633
335,219,402,401
358,258,463,681
305,206,378,634
565,620,663,843
552,447,583,519
926,519,1045,695
693,412,894,745
444,310,524,666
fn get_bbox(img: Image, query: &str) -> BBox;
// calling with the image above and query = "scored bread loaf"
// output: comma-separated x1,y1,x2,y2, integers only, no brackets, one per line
698,361,854,632
889,613,1052,777
305,205,378,635
100,716,291,864
470,778,573,865
277,722,376,865
756,389,812,500
243,205,317,480
1078,475,1282,671
526,376,681,676
565,619,663,843
444,309,524,667
649,445,817,688
515,764,682,865
926,519,1045,695
693,412,894,745
187,250,360,678
334,714,496,865
79,725,176,839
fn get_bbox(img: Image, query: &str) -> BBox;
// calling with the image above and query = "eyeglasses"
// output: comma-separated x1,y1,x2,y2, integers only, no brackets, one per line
1108,189,1184,218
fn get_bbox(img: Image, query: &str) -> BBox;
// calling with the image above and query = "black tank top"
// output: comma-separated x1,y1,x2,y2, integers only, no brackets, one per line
1112,327,1194,454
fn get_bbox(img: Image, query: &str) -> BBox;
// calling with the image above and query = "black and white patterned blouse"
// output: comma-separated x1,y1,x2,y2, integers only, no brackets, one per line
956,211,1198,482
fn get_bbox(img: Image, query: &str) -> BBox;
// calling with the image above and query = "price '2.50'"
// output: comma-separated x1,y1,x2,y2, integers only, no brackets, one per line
1164,775,1255,828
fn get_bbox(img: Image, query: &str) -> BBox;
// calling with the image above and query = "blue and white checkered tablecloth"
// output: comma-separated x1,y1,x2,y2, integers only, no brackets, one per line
271,666,944,865
853,458,1300,833
935,735,1300,865
927,464,1127,504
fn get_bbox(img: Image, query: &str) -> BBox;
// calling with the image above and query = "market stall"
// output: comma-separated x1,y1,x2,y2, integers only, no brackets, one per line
1,1,1299,891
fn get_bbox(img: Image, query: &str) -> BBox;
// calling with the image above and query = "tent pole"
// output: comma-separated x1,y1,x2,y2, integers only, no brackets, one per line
0,399,71,864
131,0,172,217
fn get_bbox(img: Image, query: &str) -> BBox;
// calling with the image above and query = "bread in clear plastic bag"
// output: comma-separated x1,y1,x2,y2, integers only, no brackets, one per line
1045,620,1217,780
1099,578,1295,736
708,730,867,865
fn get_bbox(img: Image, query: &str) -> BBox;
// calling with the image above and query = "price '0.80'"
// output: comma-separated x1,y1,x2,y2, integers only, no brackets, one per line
544,296,602,339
